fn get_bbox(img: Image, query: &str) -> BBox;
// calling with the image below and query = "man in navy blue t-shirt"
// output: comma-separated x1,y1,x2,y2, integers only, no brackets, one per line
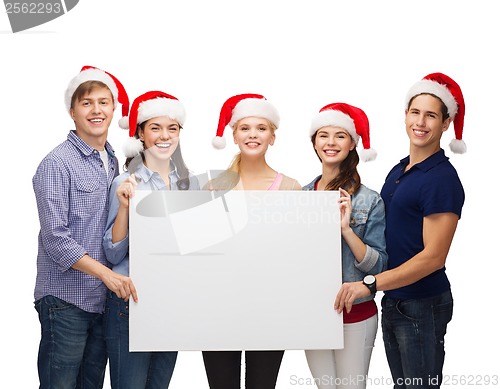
335,73,465,388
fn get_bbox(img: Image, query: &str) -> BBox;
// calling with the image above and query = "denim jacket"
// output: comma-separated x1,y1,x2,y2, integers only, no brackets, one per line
303,176,388,304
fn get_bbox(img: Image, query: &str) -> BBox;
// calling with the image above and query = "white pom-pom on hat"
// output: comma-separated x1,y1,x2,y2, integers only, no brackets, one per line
118,116,129,130
359,148,378,162
212,136,226,149
449,139,467,154
123,137,144,158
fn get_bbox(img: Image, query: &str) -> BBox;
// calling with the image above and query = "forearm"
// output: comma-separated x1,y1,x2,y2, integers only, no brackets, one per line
112,205,129,243
342,228,367,262
333,253,443,314
73,254,138,303
72,254,112,281
375,251,445,291
336,213,458,314
377,212,458,291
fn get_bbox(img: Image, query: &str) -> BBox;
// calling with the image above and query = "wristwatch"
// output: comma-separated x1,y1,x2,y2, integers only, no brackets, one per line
362,274,377,295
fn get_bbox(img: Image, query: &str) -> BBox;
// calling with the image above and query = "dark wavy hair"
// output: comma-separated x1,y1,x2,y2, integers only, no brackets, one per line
311,131,361,194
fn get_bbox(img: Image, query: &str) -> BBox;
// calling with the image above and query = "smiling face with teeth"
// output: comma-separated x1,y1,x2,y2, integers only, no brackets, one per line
70,85,114,150
138,116,180,163
405,94,451,155
232,116,275,157
313,126,356,168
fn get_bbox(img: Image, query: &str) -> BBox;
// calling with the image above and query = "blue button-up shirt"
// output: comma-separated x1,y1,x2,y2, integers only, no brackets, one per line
33,130,118,313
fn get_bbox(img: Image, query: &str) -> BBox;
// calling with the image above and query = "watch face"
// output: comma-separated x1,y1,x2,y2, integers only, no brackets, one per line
364,275,376,284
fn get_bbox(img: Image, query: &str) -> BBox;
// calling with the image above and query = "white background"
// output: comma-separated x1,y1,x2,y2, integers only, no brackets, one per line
1,0,498,387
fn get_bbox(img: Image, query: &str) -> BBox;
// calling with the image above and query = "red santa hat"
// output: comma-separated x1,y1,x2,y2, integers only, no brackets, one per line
64,65,129,123
212,93,280,149
309,102,377,162
120,91,186,158
405,72,466,154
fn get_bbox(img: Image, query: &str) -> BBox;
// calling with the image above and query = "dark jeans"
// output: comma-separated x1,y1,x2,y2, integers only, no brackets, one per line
104,291,177,389
382,290,453,389
202,350,284,389
35,295,107,389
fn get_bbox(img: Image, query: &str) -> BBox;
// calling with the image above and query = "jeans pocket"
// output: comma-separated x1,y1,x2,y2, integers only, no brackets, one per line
107,293,129,319
40,295,74,312
395,299,419,321
433,298,453,316
119,304,129,318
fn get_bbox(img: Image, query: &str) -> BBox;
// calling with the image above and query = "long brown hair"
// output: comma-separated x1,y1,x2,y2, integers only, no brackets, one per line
311,131,361,194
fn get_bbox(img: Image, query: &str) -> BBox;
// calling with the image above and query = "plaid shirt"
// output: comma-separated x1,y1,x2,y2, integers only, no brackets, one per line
33,131,118,313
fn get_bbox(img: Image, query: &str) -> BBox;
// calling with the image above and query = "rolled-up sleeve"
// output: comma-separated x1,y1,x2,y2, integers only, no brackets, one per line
354,195,388,274
103,176,130,265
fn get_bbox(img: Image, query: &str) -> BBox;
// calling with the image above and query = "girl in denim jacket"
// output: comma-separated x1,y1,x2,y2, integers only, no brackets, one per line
303,103,388,389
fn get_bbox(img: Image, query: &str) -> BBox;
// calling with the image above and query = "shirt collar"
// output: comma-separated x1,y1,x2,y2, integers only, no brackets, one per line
134,160,179,184
303,175,322,191
67,130,115,157
399,148,448,173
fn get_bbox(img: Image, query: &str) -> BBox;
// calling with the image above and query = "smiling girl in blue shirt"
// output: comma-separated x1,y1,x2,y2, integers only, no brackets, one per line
103,91,199,389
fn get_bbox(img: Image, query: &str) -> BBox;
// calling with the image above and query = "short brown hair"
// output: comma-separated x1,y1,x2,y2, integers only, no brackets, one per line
408,93,449,121
70,80,113,109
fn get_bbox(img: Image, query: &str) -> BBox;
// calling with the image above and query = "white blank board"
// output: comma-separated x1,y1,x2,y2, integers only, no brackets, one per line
129,190,343,351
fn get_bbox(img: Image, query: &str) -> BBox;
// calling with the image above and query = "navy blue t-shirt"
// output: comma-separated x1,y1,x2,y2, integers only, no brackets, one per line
381,149,464,299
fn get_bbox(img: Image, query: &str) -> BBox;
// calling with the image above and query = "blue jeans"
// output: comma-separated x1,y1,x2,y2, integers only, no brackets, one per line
104,291,177,389
381,290,453,389
35,295,107,389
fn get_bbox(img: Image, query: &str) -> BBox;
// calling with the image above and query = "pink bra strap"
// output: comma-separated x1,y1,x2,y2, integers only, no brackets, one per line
268,173,283,191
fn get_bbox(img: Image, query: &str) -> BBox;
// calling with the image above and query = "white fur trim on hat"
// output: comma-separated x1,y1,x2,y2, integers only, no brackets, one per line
65,68,119,112
137,98,186,127
229,98,280,129
309,110,359,143
405,79,458,119
123,137,144,158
